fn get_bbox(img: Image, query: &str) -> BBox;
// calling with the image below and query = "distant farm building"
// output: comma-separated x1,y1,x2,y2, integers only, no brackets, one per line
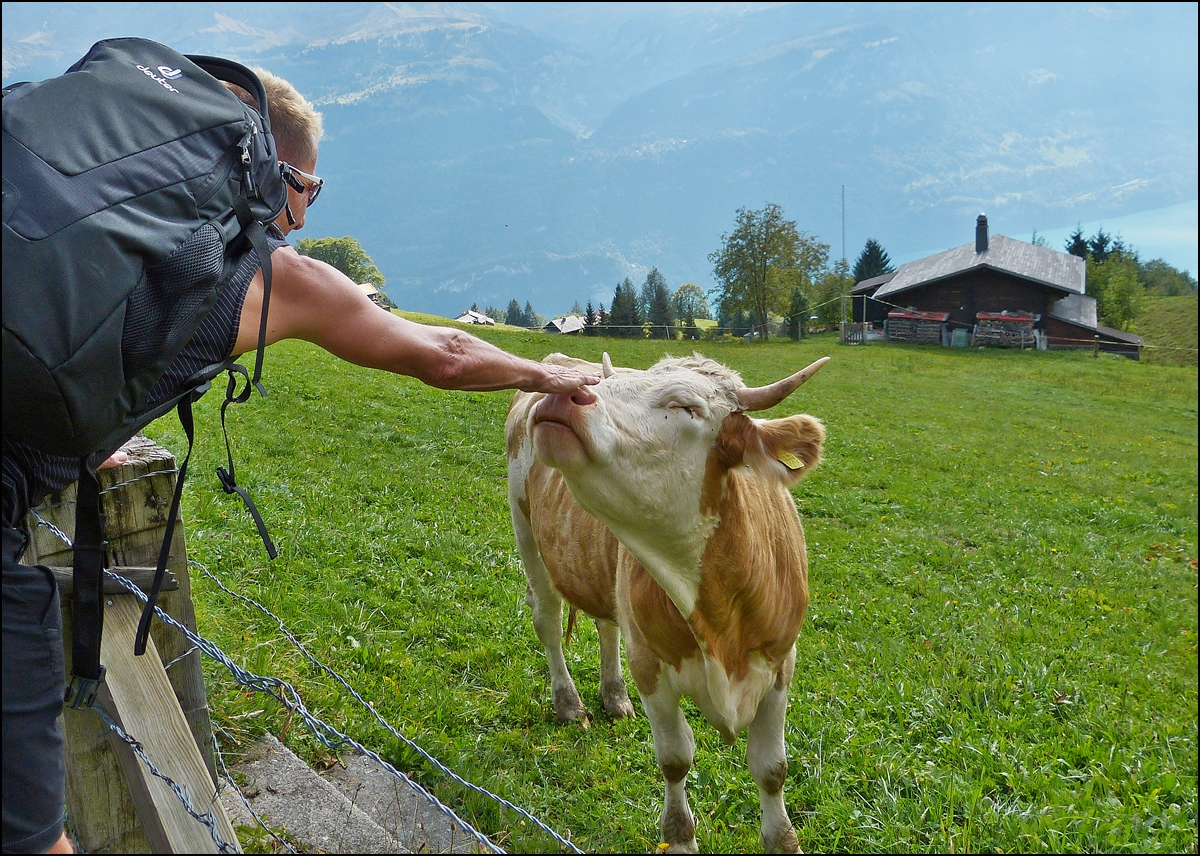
455,309,496,326
850,216,1143,358
544,315,586,335
358,282,387,308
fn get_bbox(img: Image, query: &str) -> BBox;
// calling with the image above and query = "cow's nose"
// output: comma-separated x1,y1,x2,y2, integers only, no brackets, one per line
568,386,597,407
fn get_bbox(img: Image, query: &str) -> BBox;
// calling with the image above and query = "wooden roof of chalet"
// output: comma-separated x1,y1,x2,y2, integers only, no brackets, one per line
873,234,1086,301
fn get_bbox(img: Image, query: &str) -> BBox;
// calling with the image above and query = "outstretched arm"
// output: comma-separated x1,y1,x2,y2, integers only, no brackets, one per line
233,246,600,394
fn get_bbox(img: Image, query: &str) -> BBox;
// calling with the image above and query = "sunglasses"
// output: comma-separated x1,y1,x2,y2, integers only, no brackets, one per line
279,161,323,207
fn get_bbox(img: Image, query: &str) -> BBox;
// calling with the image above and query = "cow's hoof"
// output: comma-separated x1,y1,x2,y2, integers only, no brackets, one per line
660,805,697,853
553,686,590,726
601,681,636,718
763,824,800,854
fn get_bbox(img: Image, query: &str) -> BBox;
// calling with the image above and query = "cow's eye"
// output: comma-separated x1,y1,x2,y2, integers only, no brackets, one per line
670,403,697,418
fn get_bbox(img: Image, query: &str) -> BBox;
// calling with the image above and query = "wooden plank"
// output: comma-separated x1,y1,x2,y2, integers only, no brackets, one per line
26,437,220,784
47,566,179,596
100,437,219,785
96,595,241,853
25,435,223,850
60,599,155,853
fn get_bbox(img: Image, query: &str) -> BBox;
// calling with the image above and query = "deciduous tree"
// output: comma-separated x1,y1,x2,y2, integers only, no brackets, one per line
1139,259,1198,296
1089,256,1143,331
672,282,711,321
708,203,829,340
296,235,386,289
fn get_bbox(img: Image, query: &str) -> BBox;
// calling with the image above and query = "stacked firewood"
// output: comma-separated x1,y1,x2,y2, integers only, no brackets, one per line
972,313,1036,348
886,317,944,345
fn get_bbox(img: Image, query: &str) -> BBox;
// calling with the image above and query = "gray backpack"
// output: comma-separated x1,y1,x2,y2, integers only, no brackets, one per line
2,38,288,703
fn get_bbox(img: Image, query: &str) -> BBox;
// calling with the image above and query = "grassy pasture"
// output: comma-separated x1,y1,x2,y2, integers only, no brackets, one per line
1133,294,1199,368
144,320,1198,853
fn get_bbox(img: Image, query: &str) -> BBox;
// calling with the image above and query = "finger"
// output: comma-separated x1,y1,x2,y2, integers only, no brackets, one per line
97,451,130,470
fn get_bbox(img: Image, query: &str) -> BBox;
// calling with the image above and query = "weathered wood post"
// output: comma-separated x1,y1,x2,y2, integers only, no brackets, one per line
23,435,238,853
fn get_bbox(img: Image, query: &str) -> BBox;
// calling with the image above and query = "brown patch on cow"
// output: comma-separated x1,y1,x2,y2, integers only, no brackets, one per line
756,414,825,486
759,758,789,796
620,547,699,677
767,823,800,854
700,412,753,515
661,758,690,784
526,461,619,622
516,494,531,523
661,804,696,848
563,606,579,645
689,415,813,685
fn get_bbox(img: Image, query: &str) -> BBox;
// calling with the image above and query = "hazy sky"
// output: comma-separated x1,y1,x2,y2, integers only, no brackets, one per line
3,2,1196,294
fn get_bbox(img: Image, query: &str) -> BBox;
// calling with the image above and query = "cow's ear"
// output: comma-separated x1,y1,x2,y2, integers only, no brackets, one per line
744,414,825,487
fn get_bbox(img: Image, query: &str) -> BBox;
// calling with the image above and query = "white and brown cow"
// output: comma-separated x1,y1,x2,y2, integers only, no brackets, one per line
506,352,827,853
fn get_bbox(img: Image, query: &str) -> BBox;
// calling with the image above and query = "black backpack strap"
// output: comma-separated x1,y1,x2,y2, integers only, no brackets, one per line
65,462,107,708
133,394,196,656
233,205,273,397
217,364,278,559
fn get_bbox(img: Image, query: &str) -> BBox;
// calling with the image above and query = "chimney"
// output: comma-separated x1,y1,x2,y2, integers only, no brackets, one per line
976,214,989,253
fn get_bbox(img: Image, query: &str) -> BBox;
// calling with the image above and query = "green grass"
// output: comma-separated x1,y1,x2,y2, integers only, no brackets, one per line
1132,295,1199,367
143,323,1198,853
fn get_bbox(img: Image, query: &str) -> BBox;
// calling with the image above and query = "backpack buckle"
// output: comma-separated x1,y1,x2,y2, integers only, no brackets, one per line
64,665,106,710
217,465,236,495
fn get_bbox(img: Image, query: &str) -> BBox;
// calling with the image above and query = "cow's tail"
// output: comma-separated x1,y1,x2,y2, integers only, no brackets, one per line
564,606,579,646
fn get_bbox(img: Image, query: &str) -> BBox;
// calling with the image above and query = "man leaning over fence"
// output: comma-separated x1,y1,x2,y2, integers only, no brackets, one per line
1,66,600,854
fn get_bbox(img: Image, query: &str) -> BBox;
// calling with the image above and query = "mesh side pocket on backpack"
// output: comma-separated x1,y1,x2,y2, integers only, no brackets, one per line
122,223,226,383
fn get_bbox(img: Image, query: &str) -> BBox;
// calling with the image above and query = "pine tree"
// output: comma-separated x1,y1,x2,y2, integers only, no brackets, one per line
522,301,536,329
505,299,523,326
851,239,894,283
644,267,675,339
609,278,641,338
1065,227,1088,259
584,301,596,336
1087,229,1112,263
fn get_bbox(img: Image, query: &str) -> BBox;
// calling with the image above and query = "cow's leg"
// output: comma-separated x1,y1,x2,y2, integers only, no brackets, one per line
595,618,634,718
512,504,588,723
747,648,800,854
642,687,698,853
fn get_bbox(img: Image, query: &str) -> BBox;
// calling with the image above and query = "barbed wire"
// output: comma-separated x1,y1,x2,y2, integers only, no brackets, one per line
98,563,583,853
92,703,239,854
190,558,585,854
97,568,511,853
34,503,580,852
211,730,300,854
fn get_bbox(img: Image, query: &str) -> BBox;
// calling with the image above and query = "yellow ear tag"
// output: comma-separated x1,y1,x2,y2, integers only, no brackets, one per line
778,450,804,471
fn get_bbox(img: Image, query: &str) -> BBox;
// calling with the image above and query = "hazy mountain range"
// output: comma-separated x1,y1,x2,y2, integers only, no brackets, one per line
4,2,1197,317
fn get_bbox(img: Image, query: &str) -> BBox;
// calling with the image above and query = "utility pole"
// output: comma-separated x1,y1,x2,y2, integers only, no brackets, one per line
840,185,847,330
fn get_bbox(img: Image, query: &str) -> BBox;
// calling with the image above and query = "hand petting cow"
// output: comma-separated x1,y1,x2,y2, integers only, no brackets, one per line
506,351,827,854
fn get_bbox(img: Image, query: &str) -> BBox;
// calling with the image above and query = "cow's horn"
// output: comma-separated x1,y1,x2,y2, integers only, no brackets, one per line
601,352,616,378
737,357,830,411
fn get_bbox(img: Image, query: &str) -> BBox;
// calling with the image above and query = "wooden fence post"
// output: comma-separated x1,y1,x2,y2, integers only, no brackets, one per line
23,435,238,853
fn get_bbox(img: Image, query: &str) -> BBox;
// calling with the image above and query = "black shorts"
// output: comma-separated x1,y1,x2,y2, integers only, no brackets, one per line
3,505,67,853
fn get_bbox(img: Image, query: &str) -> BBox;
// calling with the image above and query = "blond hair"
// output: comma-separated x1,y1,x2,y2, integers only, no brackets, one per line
226,69,323,166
